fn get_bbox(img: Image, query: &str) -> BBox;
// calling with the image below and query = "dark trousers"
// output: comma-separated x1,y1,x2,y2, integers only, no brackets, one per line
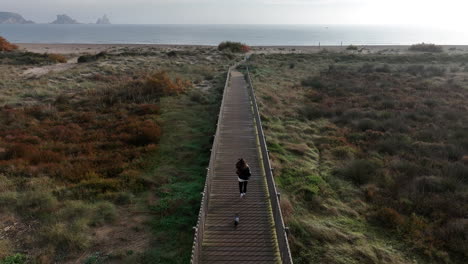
239,181,248,193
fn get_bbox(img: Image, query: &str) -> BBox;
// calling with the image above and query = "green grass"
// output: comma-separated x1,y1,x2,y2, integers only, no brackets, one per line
140,75,224,263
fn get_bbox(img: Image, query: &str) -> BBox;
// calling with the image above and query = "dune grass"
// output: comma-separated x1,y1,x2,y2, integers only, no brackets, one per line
0,46,238,262
247,52,468,264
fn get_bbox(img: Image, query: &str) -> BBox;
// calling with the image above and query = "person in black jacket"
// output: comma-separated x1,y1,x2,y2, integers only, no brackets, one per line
236,158,251,198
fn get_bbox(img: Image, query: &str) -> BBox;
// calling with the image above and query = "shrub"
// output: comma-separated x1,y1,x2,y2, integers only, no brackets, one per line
84,252,109,264
331,146,356,160
78,52,106,63
217,41,250,53
376,135,412,155
374,207,406,229
0,36,18,52
403,65,445,77
375,64,392,73
47,53,67,63
108,71,191,104
56,200,93,221
41,221,89,251
346,45,358,51
166,50,177,57
336,159,380,185
144,71,189,96
409,43,443,53
120,119,161,146
301,77,324,89
16,191,58,218
0,175,14,192
0,254,27,264
91,201,117,226
413,176,456,194
358,63,375,73
356,118,377,131
0,192,18,210
0,240,13,259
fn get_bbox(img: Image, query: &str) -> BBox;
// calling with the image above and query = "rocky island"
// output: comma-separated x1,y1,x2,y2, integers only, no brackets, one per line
96,15,111,24
51,14,79,24
0,11,35,24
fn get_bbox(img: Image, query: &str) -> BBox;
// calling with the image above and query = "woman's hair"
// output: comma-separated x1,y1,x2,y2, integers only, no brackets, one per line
236,158,247,169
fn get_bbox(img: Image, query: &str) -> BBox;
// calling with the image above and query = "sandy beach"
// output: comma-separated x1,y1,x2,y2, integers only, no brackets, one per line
17,43,468,55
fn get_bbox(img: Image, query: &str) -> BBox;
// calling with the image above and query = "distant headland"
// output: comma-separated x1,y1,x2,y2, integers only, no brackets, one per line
0,11,35,24
0,11,111,24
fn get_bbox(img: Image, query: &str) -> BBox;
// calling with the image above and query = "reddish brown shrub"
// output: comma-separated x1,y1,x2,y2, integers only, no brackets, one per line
24,105,57,121
374,207,406,229
47,53,67,63
364,184,378,201
48,124,82,143
120,119,161,146
241,44,251,53
133,104,160,115
144,71,191,96
29,150,63,165
5,143,38,160
9,134,41,144
0,36,18,52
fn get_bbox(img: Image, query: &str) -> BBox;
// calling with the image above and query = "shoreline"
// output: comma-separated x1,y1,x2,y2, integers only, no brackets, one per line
16,43,468,55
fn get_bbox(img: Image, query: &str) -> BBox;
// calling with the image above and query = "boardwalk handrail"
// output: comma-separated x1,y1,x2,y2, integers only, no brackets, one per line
190,60,244,264
245,65,294,264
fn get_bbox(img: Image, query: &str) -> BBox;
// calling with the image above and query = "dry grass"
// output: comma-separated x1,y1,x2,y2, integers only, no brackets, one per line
247,51,468,263
0,45,238,262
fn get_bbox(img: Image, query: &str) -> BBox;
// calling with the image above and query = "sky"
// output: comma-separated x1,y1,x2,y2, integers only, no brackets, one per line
2,0,467,29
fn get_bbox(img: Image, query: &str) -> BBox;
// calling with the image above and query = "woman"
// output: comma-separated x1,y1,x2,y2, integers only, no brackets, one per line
236,158,251,198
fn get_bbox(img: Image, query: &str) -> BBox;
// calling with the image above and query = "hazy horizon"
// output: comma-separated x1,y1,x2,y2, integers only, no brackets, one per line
2,0,467,30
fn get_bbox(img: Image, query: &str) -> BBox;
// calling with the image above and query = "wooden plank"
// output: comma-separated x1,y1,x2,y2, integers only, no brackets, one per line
199,70,280,263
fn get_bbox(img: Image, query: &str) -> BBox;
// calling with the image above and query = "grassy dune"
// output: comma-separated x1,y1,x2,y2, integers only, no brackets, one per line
0,46,240,263
246,50,468,264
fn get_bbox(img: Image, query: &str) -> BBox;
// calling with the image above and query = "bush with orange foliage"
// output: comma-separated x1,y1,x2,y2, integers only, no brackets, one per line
241,44,251,53
0,36,18,52
47,53,67,63
104,71,191,104
144,71,190,96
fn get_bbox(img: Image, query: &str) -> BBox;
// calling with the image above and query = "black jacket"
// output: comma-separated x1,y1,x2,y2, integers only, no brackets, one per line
237,166,251,180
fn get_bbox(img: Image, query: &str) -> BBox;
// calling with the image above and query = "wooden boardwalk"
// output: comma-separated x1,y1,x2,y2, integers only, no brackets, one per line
199,71,280,263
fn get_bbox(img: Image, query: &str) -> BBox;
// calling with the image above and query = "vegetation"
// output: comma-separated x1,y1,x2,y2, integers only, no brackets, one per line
47,53,67,63
409,43,443,53
0,51,67,65
0,254,27,264
346,45,358,51
218,41,251,53
247,52,468,264
0,45,239,262
0,36,18,52
78,52,107,63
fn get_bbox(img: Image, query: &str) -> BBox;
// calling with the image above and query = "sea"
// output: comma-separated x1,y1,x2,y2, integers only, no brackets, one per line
1,24,467,46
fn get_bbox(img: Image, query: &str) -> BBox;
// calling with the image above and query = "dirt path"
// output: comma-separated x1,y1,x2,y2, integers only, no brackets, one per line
22,57,78,78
